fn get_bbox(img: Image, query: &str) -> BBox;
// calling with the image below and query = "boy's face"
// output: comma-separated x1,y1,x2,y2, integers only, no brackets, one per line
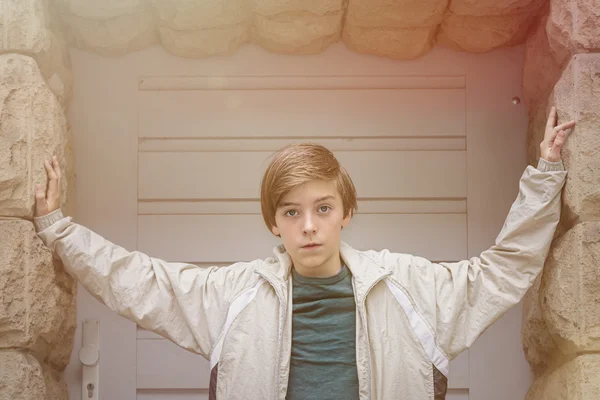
271,179,351,277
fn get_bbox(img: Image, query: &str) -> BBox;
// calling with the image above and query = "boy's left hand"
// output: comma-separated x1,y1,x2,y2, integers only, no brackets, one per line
540,106,576,162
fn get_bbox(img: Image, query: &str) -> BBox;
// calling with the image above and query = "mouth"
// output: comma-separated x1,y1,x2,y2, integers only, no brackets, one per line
302,243,321,249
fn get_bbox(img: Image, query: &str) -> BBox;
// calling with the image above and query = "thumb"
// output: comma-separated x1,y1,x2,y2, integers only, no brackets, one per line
35,184,48,216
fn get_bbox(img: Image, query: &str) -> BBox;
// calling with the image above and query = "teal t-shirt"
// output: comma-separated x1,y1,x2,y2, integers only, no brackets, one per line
286,265,359,400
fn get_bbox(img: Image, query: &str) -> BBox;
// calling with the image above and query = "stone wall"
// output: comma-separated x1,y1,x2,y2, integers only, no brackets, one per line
0,1,76,399
522,0,600,398
50,0,548,59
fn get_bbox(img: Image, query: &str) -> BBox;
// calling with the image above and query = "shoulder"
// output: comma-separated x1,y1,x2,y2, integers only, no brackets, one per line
353,247,426,270
354,247,437,286
205,258,269,294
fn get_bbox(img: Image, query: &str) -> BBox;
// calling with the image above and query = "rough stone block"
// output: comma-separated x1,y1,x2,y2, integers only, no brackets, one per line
552,54,600,221
522,274,557,376
42,365,68,400
525,354,600,400
547,0,600,67
344,0,445,28
526,103,549,169
541,222,600,355
53,0,146,19
253,12,341,55
0,351,45,400
251,0,343,54
56,0,157,56
159,25,249,58
152,0,249,57
343,25,435,60
0,54,69,219
0,220,76,370
152,0,249,30
449,0,545,16
63,124,77,219
0,0,72,104
341,0,440,59
437,10,537,52
523,16,563,113
524,372,549,400
0,0,50,53
36,21,73,106
253,0,343,17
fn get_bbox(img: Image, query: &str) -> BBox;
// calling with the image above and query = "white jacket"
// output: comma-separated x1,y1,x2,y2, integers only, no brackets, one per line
34,159,566,399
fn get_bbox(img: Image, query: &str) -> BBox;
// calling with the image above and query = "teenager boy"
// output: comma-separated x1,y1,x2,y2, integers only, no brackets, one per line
33,108,575,399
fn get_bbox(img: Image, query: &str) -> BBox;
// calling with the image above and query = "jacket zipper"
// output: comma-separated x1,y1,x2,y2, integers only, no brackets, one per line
258,270,391,400
256,272,287,400
355,272,392,400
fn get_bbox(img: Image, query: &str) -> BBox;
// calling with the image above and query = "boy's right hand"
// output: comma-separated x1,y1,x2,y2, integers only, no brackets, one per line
35,156,62,217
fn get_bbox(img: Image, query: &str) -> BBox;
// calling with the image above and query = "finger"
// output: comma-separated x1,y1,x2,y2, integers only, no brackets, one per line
547,120,575,144
546,106,557,130
34,183,46,201
52,156,62,180
45,159,59,196
555,120,576,132
44,159,58,181
550,130,567,159
554,130,567,147
34,184,48,215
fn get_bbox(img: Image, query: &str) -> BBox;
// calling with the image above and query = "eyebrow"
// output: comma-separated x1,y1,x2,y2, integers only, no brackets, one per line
278,195,336,209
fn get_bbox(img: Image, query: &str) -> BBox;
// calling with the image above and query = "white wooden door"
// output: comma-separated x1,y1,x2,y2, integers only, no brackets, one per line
65,43,530,400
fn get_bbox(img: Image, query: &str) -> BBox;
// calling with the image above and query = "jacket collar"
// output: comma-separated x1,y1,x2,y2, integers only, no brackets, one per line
256,241,392,301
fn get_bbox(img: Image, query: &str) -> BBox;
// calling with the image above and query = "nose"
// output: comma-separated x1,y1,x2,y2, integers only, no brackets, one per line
302,214,317,235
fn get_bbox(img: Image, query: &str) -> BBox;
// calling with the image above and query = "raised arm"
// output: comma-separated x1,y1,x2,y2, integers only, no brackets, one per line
33,157,253,359
425,107,575,359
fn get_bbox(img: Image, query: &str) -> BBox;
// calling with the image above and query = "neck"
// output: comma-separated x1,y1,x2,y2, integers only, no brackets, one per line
292,252,343,278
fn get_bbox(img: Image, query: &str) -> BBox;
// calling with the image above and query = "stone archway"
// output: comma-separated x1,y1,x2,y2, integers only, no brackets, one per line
0,1,598,399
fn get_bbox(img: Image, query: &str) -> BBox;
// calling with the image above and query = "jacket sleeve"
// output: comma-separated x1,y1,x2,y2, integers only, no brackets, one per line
34,211,245,359
427,158,566,360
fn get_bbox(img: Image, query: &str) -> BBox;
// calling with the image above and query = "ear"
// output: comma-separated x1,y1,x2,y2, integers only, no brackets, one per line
271,224,280,236
341,211,352,229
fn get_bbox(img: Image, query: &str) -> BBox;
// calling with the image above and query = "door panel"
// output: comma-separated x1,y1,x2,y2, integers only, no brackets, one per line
134,68,470,398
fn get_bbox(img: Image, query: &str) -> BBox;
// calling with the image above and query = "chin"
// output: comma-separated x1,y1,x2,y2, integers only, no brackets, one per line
301,259,325,269
300,253,331,268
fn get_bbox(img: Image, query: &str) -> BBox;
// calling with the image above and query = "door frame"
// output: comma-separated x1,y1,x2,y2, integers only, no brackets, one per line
65,43,529,400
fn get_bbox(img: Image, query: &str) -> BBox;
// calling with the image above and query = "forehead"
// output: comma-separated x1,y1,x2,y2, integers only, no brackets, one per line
278,180,340,205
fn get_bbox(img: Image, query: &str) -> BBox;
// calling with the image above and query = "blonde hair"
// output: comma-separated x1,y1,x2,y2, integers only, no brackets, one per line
260,143,357,231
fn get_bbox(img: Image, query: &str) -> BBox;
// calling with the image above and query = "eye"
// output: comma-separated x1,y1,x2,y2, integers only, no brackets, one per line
285,210,297,217
318,205,331,213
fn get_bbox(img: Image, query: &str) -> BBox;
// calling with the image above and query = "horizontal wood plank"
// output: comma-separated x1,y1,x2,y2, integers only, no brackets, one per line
138,390,208,400
138,199,467,215
345,213,467,261
138,75,466,91
138,151,466,200
447,390,469,400
138,88,465,138
137,339,210,390
139,137,466,152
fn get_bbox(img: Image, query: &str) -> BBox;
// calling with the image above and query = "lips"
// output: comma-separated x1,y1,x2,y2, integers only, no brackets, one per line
302,243,321,248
